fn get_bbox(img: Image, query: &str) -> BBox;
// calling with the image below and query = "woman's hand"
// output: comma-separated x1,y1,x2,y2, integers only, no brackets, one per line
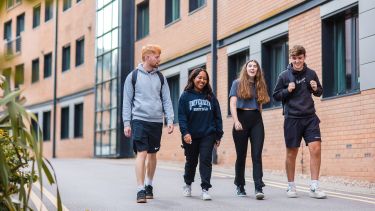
183,134,192,144
214,140,221,149
234,121,243,131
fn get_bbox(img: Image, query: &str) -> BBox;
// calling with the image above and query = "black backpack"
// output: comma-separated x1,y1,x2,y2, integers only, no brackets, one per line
131,68,165,109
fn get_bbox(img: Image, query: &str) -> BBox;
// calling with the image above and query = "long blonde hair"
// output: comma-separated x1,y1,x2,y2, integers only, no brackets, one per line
237,59,270,104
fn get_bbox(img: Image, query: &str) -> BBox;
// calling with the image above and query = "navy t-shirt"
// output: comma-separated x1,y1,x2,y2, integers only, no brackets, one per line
229,79,259,110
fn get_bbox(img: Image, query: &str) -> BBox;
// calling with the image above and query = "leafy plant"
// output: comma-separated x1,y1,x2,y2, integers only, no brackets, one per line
0,77,62,210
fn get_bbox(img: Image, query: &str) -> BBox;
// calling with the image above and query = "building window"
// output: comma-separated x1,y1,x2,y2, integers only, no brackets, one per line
31,113,39,140
2,68,11,86
76,0,81,3
74,103,83,138
33,4,41,28
136,1,149,40
42,111,51,141
165,0,180,25
32,58,39,83
262,35,288,109
62,45,71,72
61,107,69,139
189,0,205,12
15,64,24,89
63,0,72,11
6,0,21,9
76,37,85,66
4,20,12,41
16,13,25,36
228,49,249,114
45,0,53,22
167,75,179,123
44,53,52,78
322,6,359,98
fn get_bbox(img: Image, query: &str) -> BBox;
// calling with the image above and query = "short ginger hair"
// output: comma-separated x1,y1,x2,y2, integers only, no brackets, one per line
141,44,161,61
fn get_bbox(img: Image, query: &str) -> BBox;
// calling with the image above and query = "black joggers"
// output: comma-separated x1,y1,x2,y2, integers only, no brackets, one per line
183,134,215,190
233,109,264,189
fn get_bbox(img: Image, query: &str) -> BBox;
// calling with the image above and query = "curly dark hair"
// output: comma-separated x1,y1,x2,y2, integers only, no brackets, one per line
184,68,213,100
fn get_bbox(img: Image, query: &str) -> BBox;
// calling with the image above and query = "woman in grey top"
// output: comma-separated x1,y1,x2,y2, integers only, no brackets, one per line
229,59,270,199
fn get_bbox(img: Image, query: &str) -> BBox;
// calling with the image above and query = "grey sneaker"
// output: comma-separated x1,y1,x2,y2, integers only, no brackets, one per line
201,189,212,200
309,187,327,199
286,185,298,198
183,184,192,197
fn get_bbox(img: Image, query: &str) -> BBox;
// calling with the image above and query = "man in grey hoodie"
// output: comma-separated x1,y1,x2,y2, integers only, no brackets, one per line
122,44,174,203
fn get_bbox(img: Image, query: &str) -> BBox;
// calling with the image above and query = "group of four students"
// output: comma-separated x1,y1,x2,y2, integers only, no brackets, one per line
122,44,327,203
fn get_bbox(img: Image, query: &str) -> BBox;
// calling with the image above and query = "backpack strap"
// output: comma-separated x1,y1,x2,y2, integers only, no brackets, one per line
282,70,295,115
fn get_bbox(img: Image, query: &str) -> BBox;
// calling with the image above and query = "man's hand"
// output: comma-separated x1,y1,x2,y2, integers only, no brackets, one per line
124,126,131,138
310,80,318,91
288,82,296,93
168,124,174,134
183,134,192,144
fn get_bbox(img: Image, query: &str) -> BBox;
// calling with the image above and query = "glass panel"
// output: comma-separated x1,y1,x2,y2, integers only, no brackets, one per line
111,79,117,108
112,29,118,49
101,130,110,155
97,9,104,37
110,129,117,155
95,112,102,131
97,36,103,56
95,132,102,156
97,0,104,9
102,110,110,130
112,0,118,28
103,53,111,81
110,108,117,129
102,81,111,110
96,56,103,83
96,84,103,111
111,49,118,78
103,32,111,53
103,4,112,34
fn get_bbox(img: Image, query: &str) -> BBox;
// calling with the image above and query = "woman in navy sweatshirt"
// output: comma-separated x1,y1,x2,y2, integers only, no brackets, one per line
229,59,270,199
178,68,223,201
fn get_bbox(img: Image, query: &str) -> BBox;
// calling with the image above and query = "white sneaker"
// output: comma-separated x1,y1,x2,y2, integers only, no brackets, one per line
201,189,212,200
309,187,327,199
286,186,298,198
183,185,192,197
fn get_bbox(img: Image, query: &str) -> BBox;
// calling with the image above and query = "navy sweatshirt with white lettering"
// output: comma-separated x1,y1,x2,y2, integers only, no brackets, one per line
273,63,323,118
178,90,223,140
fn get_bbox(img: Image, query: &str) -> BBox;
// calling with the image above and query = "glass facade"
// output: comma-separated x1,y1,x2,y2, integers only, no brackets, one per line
95,0,119,157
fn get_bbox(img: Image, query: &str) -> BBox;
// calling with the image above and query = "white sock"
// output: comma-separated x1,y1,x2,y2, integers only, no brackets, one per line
145,178,153,186
311,180,319,190
288,182,296,188
137,185,145,192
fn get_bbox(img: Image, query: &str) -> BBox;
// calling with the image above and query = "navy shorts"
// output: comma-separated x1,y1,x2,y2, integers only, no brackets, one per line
284,115,321,148
131,120,163,153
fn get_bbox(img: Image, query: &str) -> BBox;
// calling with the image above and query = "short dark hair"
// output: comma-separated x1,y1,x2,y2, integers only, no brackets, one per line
289,45,306,57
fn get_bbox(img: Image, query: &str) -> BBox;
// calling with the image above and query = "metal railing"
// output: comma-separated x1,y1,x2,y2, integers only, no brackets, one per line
4,36,22,57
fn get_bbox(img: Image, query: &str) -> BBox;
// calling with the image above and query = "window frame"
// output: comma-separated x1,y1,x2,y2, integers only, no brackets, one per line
33,4,41,29
165,0,180,26
62,44,71,72
136,0,149,40
75,37,85,66
261,34,289,109
61,106,70,140
74,103,84,138
44,52,52,78
32,58,40,83
322,5,360,99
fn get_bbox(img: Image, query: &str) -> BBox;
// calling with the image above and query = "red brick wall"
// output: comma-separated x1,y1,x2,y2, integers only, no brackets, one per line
155,4,375,182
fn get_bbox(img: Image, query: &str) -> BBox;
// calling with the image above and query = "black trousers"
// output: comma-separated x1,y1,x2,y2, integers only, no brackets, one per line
232,109,264,189
183,134,215,190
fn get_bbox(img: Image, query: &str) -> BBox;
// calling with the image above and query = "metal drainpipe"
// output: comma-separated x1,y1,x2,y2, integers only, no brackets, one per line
52,0,59,158
211,0,218,164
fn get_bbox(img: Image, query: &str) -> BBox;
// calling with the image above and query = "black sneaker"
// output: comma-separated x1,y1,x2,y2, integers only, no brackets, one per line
236,185,247,197
255,188,265,200
145,185,154,199
137,190,147,203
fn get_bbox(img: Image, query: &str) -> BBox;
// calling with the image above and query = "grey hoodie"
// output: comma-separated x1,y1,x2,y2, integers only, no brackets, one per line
122,63,174,127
